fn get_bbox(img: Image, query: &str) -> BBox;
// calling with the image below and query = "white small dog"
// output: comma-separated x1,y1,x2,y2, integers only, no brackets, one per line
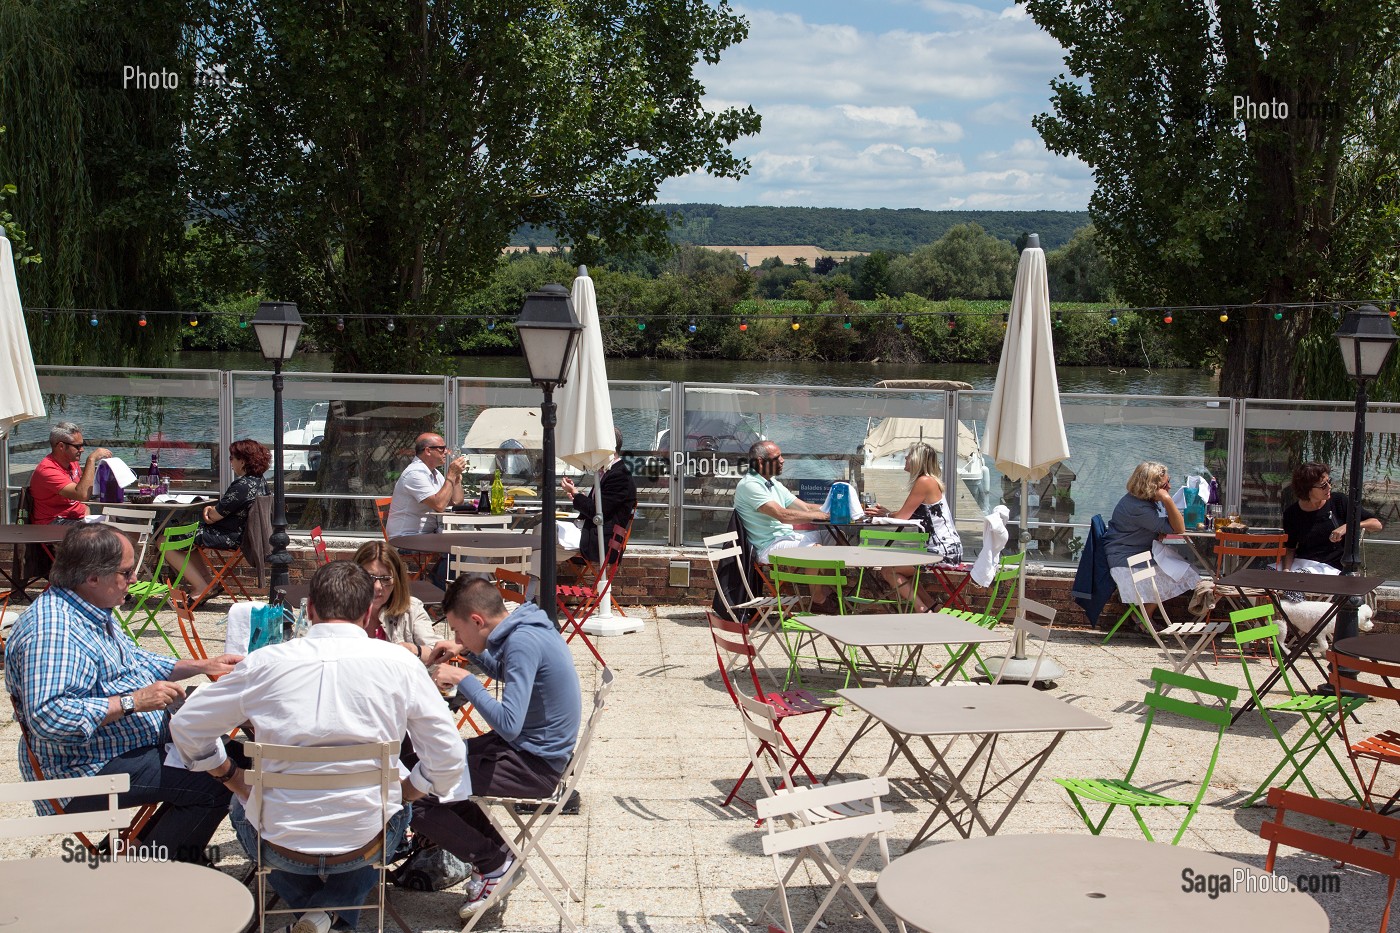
1284,600,1374,651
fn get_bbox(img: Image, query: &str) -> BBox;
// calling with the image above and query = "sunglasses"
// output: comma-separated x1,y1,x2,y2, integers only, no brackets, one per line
64,441,86,451
368,573,395,585
423,445,449,453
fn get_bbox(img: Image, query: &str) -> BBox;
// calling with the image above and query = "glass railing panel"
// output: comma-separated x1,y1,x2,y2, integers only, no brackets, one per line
232,371,447,534
17,367,224,495
455,378,670,546
1242,398,1400,581
959,391,1232,565
673,383,962,545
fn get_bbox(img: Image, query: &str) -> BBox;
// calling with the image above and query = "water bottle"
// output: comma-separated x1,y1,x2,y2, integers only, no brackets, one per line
16,503,27,525
293,598,310,638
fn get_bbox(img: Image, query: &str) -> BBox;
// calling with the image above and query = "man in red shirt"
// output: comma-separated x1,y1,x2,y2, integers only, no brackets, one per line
29,422,112,525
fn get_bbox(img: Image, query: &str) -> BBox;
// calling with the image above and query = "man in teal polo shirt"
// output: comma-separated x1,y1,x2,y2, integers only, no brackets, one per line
733,440,836,609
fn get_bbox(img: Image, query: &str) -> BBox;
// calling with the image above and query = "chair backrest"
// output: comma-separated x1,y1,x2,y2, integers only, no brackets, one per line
309,525,329,565
0,773,137,847
440,513,514,530
494,567,530,604
1228,604,1298,698
989,597,1056,685
171,588,212,668
374,496,393,540
143,521,200,592
101,506,156,569
857,528,928,550
1124,668,1238,787
243,740,401,933
1259,787,1400,933
447,545,533,583
550,668,615,804
768,553,848,613
1215,530,1288,575
1328,649,1400,704
1120,549,1169,626
970,550,1024,627
707,611,763,704
703,530,764,620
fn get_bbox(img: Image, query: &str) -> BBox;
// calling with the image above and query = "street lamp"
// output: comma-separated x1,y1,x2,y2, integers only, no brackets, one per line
1333,303,1397,646
251,300,304,601
517,285,583,624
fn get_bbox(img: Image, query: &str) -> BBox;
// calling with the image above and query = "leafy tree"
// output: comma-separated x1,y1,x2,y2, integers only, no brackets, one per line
1046,224,1114,302
0,0,190,365
1023,0,1400,399
187,0,760,374
0,127,36,263
885,224,1016,300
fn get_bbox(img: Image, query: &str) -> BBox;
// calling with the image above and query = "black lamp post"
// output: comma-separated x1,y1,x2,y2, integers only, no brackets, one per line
1333,303,1397,646
516,284,583,624
251,300,304,601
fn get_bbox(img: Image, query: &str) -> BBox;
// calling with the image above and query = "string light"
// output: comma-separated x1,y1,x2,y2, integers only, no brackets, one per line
791,316,800,331
687,318,697,334
386,318,395,332
894,316,905,331
946,313,955,331
188,314,199,327
843,315,852,329
486,318,495,331
1219,313,1229,323
1273,308,1283,321
336,316,346,331
238,319,248,329
739,317,748,332
1163,314,1173,324
1054,312,1063,327
137,314,147,327
1109,315,1118,326
637,321,646,331
89,315,99,327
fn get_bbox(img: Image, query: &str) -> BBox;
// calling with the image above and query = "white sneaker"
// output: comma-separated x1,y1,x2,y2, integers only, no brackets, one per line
458,856,518,918
289,911,332,933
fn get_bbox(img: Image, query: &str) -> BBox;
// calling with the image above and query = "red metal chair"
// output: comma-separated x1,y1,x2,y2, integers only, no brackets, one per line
570,512,636,615
707,611,833,808
309,525,329,565
554,524,628,668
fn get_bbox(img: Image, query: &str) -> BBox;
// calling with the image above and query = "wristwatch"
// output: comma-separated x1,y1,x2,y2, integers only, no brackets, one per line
119,694,136,716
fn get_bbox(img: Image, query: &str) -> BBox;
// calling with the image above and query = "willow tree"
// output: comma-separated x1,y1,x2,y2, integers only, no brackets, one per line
0,0,190,366
1022,0,1400,400
186,0,761,376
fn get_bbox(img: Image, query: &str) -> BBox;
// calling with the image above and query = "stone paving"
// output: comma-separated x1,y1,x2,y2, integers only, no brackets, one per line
2,599,1394,931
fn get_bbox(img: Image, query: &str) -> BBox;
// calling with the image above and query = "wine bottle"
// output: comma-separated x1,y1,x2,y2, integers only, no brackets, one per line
489,469,505,515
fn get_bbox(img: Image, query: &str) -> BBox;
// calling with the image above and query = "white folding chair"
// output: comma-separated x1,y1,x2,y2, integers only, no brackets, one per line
0,773,141,851
243,741,403,933
1122,550,1227,687
440,513,515,530
703,530,795,689
100,506,157,572
446,546,533,585
980,597,1057,685
462,668,615,933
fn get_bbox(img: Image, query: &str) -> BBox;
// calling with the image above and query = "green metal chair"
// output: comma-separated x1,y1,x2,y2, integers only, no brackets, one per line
1228,603,1366,807
117,521,198,657
849,528,929,612
767,553,850,689
940,551,1022,679
1055,667,1238,845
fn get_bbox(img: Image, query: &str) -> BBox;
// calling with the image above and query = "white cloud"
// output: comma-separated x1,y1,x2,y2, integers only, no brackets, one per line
656,2,1089,210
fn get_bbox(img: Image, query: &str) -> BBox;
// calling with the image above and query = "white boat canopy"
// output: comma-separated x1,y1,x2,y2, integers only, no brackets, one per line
863,416,981,462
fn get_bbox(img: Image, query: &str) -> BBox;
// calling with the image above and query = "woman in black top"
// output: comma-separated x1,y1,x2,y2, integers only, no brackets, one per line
1281,461,1382,572
174,439,270,596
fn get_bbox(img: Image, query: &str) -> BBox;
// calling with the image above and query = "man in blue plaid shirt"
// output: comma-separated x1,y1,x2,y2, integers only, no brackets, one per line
5,523,242,862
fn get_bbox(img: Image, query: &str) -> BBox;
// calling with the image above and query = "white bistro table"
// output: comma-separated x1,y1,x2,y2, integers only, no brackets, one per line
877,834,1328,932
802,611,1010,688
836,685,1110,849
0,856,254,932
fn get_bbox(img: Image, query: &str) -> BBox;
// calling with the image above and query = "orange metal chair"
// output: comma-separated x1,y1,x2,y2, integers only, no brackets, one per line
1200,530,1288,662
1328,649,1400,825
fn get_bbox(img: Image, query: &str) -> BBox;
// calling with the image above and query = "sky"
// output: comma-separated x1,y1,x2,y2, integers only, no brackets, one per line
655,0,1094,212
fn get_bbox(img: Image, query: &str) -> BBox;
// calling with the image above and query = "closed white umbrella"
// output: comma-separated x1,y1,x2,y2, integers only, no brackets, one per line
554,266,640,634
0,229,46,521
981,234,1068,682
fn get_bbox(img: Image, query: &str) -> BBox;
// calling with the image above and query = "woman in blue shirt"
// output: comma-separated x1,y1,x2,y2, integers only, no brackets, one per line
1101,461,1199,615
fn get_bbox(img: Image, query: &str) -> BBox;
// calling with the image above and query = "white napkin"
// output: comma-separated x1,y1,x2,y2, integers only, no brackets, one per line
225,602,266,655
871,516,922,527
102,456,137,488
155,493,199,504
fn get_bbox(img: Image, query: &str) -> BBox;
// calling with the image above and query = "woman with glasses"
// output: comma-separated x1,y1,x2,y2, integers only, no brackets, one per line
1282,462,1383,572
354,540,450,663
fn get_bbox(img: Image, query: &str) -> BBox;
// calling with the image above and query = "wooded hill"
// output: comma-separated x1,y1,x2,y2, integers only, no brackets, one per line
512,204,1090,252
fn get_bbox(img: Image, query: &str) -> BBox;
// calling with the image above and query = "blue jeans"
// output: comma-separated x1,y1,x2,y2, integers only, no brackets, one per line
230,797,411,930
64,744,231,863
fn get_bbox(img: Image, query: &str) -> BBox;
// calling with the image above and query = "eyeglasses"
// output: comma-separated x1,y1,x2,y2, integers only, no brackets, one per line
1313,478,1332,490
423,445,448,453
64,441,85,451
115,565,138,580
368,573,395,586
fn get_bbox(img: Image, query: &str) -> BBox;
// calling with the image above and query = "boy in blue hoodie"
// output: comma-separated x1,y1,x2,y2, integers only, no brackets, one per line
416,577,582,918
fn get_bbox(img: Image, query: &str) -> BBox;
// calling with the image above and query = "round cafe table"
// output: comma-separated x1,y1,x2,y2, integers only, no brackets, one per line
0,856,254,932
791,544,943,570
876,834,1328,932
1334,634,1400,665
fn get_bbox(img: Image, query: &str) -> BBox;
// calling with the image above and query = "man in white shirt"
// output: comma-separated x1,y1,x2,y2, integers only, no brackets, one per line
386,433,468,538
172,561,465,933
